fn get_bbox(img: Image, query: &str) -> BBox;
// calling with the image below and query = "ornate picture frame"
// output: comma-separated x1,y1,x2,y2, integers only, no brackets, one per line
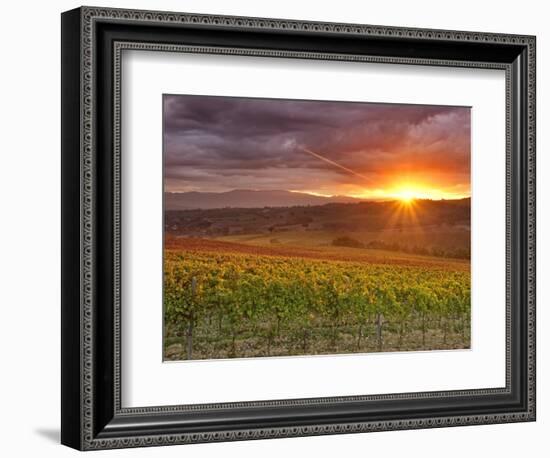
61,6,536,450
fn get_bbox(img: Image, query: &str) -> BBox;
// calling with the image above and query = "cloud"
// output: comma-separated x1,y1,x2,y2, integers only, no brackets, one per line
163,94,470,194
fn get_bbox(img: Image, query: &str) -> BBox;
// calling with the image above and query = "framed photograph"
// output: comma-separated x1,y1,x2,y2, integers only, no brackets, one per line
61,6,536,450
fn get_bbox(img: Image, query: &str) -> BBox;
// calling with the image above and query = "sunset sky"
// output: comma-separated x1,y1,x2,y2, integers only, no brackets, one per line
163,94,471,201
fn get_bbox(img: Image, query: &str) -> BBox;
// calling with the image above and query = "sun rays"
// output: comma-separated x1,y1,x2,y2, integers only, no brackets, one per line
383,192,424,234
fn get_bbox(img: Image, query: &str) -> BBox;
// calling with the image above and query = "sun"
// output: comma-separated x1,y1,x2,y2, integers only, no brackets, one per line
394,189,416,204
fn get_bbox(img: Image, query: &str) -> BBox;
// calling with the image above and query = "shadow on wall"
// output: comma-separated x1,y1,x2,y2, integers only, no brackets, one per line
34,428,59,443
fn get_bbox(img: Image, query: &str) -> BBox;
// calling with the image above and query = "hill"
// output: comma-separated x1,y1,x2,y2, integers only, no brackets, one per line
165,198,471,259
165,189,364,210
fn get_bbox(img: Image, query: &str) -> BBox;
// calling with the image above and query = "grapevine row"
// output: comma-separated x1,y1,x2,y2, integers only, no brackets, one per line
164,249,470,359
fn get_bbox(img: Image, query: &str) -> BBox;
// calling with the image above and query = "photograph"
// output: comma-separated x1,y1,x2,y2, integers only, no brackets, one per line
57,4,537,452
162,95,472,361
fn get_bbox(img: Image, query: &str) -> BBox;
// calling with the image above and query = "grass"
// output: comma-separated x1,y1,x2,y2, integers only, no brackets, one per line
217,226,469,252
164,316,470,361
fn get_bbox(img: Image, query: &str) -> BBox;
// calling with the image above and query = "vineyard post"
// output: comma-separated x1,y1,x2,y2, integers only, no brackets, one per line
186,277,196,360
356,323,363,350
421,313,426,349
376,313,383,351
267,331,272,356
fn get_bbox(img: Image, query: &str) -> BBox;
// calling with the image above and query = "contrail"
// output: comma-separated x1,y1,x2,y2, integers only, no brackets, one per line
299,146,371,182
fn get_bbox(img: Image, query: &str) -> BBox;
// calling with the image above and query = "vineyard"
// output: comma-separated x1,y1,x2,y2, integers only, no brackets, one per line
163,240,470,360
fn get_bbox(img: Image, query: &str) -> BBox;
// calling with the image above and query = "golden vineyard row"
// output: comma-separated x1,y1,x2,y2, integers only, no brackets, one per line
164,249,471,358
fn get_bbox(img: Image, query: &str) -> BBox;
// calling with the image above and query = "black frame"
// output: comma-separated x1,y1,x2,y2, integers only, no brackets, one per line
61,6,536,450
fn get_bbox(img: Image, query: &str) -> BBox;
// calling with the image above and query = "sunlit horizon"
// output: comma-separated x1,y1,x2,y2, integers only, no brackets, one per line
164,95,471,200
165,186,470,202
293,187,470,201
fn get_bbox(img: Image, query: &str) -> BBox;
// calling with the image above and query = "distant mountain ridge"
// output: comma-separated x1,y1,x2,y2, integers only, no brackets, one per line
165,189,365,210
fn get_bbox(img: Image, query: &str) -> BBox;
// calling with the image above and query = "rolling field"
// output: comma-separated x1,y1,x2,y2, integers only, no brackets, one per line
216,225,470,255
163,236,471,361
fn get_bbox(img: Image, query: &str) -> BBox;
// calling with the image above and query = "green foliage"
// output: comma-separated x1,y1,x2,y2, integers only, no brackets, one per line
332,236,364,249
164,249,470,358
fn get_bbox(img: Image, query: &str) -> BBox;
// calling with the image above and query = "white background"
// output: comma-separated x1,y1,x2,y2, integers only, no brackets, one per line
123,52,505,406
0,0,546,457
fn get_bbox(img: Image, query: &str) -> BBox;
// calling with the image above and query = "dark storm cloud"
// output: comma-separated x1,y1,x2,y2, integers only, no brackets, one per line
163,94,470,193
